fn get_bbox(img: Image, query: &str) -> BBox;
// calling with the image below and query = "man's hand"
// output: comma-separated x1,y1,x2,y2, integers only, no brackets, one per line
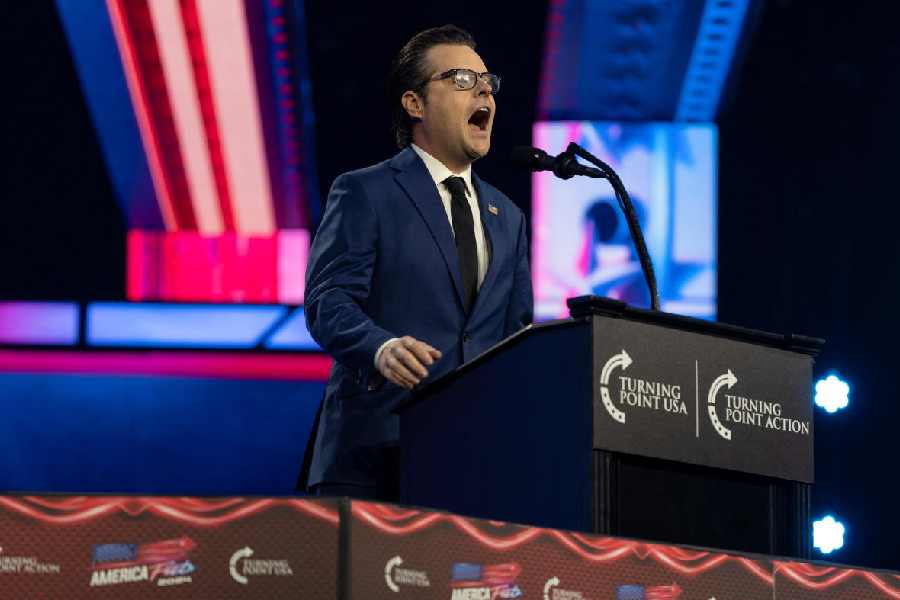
376,336,442,390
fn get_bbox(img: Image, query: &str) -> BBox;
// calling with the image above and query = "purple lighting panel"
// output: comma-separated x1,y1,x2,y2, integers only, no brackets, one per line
0,302,79,346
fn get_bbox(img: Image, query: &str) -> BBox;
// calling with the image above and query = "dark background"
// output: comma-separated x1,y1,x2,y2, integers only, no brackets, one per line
3,0,898,569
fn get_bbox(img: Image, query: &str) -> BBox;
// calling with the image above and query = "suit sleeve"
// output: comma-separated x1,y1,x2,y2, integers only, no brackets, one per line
305,173,395,374
504,208,534,337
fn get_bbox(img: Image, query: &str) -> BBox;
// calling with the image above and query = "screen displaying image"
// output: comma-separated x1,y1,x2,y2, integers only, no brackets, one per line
532,121,717,320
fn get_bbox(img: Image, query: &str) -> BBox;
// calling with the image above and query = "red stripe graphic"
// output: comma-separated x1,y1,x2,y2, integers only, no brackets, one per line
111,0,197,230
179,0,237,230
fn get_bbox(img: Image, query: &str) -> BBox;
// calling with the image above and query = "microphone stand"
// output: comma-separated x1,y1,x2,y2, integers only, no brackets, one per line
561,142,661,312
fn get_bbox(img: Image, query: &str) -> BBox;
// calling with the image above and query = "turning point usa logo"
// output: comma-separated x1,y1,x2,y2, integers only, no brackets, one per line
229,547,293,585
450,563,522,599
600,349,687,424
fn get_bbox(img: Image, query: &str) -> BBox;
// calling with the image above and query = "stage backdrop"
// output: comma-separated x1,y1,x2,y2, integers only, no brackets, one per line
0,371,324,495
533,121,717,320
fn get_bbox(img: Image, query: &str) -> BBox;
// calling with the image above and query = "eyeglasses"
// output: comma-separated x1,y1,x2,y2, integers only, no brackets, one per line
430,68,501,95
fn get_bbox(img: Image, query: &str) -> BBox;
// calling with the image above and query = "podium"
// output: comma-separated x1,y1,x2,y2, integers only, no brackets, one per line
396,296,823,558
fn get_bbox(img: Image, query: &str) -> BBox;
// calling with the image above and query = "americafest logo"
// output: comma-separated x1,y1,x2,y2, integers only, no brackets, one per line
89,537,195,588
450,563,522,600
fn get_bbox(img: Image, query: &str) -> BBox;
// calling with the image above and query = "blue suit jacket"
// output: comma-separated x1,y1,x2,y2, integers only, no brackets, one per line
304,147,533,487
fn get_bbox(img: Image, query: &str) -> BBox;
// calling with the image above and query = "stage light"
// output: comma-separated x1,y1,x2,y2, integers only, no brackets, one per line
813,515,845,554
87,302,286,348
264,307,319,351
814,375,850,413
0,302,79,345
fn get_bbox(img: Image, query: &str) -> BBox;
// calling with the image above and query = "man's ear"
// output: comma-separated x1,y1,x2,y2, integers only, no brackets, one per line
401,90,424,121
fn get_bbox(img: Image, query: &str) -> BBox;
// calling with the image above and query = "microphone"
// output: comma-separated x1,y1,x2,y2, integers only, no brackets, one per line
512,141,661,311
509,146,605,180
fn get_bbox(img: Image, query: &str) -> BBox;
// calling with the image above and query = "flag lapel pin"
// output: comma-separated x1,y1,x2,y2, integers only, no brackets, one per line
488,204,499,215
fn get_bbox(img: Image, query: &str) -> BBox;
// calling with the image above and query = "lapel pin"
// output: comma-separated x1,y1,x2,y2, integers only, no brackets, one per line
488,204,499,215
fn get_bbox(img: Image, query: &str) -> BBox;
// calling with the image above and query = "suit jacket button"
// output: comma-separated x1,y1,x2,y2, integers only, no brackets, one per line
462,332,472,343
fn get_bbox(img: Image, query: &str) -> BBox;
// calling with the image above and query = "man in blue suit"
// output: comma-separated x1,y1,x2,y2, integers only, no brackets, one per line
303,25,533,499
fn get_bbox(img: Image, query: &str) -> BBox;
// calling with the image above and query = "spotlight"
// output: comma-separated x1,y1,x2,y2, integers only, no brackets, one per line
814,375,849,413
813,515,846,554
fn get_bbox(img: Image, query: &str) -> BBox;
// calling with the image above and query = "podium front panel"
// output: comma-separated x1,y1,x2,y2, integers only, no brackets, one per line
591,315,814,482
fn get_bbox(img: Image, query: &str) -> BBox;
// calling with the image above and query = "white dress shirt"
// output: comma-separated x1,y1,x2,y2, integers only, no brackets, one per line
410,144,490,285
374,144,491,366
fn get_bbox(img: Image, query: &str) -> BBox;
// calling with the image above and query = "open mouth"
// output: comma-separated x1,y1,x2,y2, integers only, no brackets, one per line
467,106,491,131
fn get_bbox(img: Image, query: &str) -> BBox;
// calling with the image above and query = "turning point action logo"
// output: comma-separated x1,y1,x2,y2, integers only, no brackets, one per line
707,369,810,441
600,350,687,424
0,545,61,576
707,370,737,440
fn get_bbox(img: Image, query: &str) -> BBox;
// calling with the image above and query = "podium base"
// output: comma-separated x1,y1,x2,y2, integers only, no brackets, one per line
593,450,811,558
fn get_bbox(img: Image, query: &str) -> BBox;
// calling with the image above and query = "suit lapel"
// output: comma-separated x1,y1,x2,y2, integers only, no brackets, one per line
471,173,502,314
392,148,466,310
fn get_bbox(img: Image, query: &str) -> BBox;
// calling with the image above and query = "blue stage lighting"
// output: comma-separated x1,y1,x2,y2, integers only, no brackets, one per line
264,307,320,350
813,515,846,554
87,302,287,349
814,375,850,413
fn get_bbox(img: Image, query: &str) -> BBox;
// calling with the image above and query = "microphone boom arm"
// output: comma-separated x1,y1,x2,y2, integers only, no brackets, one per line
566,142,661,311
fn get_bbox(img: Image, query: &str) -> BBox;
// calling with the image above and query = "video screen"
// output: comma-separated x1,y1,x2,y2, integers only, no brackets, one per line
532,121,717,320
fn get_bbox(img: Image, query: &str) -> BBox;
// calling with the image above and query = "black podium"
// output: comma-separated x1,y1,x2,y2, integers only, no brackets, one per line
396,296,823,558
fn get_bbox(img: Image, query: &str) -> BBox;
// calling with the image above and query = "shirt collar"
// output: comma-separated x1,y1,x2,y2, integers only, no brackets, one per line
410,144,473,196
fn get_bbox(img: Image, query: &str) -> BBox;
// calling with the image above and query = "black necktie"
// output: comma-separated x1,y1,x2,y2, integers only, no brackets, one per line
443,176,478,314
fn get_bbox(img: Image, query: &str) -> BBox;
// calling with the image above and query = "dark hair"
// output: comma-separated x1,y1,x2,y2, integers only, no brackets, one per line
387,25,476,148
